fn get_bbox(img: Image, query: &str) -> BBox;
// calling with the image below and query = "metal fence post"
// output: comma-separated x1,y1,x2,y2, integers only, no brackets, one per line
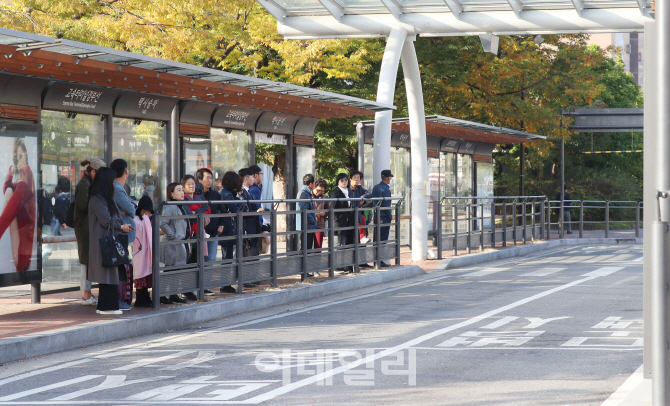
437,199,443,260
395,203,401,265
301,208,308,281
453,201,458,256
236,210,244,294
491,201,496,249
579,200,584,238
466,201,471,254
605,201,610,238
197,213,205,301
636,202,641,238
271,209,278,288
329,204,336,277
531,199,536,242
479,201,484,251
522,200,527,245
502,201,507,248
540,200,545,241
375,203,381,269
353,205,360,273
152,211,161,309
512,200,519,245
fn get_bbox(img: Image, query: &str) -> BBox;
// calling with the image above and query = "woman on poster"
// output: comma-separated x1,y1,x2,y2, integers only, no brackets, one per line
0,138,36,272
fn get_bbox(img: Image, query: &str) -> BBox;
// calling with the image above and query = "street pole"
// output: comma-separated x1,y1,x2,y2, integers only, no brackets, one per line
560,130,564,239
520,144,525,196
652,0,670,402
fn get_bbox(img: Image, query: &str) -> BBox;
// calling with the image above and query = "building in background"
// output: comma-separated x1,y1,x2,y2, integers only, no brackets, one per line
589,33,644,86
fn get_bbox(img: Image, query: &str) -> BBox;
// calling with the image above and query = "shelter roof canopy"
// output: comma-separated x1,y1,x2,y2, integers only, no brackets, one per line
0,27,393,119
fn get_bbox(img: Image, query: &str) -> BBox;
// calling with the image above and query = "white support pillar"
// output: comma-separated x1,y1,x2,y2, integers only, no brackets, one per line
400,37,428,261
373,27,407,185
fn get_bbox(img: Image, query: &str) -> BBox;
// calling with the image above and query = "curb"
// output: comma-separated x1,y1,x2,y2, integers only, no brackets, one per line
436,237,642,271
0,265,426,365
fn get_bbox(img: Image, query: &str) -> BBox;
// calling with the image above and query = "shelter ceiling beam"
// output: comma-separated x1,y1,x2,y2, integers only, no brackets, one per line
442,0,463,19
317,0,344,22
571,0,584,17
506,0,523,18
380,0,402,21
256,0,285,23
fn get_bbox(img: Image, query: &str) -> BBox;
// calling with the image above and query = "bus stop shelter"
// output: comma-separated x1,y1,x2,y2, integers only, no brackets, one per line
256,0,670,403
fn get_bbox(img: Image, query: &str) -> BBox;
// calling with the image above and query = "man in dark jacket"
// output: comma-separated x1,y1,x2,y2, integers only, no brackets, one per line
372,169,393,246
555,185,573,234
238,168,263,250
296,173,316,252
197,168,223,261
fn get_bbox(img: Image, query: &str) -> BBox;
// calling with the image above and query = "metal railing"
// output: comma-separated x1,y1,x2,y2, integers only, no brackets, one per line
545,200,643,239
433,196,545,259
150,197,404,308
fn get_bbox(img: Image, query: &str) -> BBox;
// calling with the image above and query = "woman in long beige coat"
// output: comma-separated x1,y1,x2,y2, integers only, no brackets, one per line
87,167,132,315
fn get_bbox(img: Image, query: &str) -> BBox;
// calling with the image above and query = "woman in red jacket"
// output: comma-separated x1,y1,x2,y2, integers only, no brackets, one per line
0,138,35,272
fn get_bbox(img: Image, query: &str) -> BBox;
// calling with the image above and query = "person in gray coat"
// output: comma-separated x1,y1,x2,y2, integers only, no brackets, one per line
110,159,137,246
159,182,190,305
87,167,133,315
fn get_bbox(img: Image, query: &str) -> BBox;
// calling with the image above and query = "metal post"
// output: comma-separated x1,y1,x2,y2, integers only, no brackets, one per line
522,201,527,244
560,136,565,239
502,201,507,248
491,201,496,249
301,208,308,281
651,221,670,404
271,209,278,287
453,201,458,256
479,201,484,251
540,200,545,241
375,203,382,269
531,199,536,242
437,199,443,260
520,144,525,196
605,201,610,239
466,202,471,254
31,283,40,304
353,205,360,273
579,201,584,238
395,203,401,265
546,200,551,241
512,200,519,246
236,210,244,294
636,202,641,238
197,213,205,301
152,211,161,309
329,204,336,277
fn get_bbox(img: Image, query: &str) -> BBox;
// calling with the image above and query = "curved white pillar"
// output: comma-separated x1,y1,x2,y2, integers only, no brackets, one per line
372,27,407,185
401,38,428,261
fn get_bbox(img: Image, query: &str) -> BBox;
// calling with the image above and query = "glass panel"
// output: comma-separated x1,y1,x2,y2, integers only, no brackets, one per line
332,0,385,7
40,111,104,289
395,0,448,5
296,147,315,197
363,144,374,192
441,152,456,197
210,128,250,186
476,162,494,229
427,157,441,232
112,118,165,204
457,154,473,197
182,138,211,178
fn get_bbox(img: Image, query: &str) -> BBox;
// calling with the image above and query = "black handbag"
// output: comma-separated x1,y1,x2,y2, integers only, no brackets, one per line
99,222,131,268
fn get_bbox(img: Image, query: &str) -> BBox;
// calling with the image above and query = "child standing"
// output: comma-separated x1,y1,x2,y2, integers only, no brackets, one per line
133,195,154,307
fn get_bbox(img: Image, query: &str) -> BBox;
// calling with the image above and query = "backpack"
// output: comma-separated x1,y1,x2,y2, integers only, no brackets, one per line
53,194,71,224
64,202,75,228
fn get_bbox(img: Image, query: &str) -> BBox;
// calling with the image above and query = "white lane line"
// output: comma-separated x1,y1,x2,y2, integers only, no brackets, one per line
462,268,510,277
582,267,625,277
0,376,102,401
0,359,93,388
244,272,618,404
633,256,643,262
521,268,566,277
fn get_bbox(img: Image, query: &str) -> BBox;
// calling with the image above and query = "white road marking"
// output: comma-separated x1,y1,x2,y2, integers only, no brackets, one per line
521,268,566,277
0,376,102,401
581,267,624,277
633,256,643,262
244,271,624,404
600,365,647,406
50,375,171,401
462,268,510,277
112,351,196,371
0,359,93,388
523,317,571,329
481,316,518,329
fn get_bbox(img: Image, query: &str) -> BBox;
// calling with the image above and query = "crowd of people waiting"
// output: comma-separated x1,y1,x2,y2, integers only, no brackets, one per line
68,157,395,315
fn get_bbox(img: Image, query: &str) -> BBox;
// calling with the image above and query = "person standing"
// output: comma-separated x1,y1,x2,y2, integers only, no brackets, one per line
296,174,316,253
52,176,71,236
372,169,394,267
159,183,190,304
248,165,264,246
219,171,241,293
312,178,329,250
349,170,372,268
132,195,153,307
238,168,264,252
87,167,133,315
197,168,222,263
329,173,355,273
110,159,136,311
74,158,105,306
555,185,573,234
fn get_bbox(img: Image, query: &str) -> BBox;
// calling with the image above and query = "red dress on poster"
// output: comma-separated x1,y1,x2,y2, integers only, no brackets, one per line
0,163,36,272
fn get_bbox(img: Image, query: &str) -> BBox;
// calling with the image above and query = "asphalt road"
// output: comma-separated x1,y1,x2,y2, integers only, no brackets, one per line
0,244,643,405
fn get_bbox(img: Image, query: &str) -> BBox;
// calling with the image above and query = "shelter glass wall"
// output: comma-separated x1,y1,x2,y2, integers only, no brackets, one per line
441,152,456,197
210,128,250,182
476,162,494,228
40,111,104,288
457,154,473,197
296,146,315,196
183,137,211,177
112,118,165,204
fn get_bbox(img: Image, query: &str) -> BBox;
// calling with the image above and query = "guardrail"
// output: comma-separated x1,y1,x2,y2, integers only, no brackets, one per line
150,196,404,308
545,200,643,239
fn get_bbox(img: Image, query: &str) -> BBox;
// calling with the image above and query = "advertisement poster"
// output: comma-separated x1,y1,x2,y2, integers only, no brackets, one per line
0,123,40,288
